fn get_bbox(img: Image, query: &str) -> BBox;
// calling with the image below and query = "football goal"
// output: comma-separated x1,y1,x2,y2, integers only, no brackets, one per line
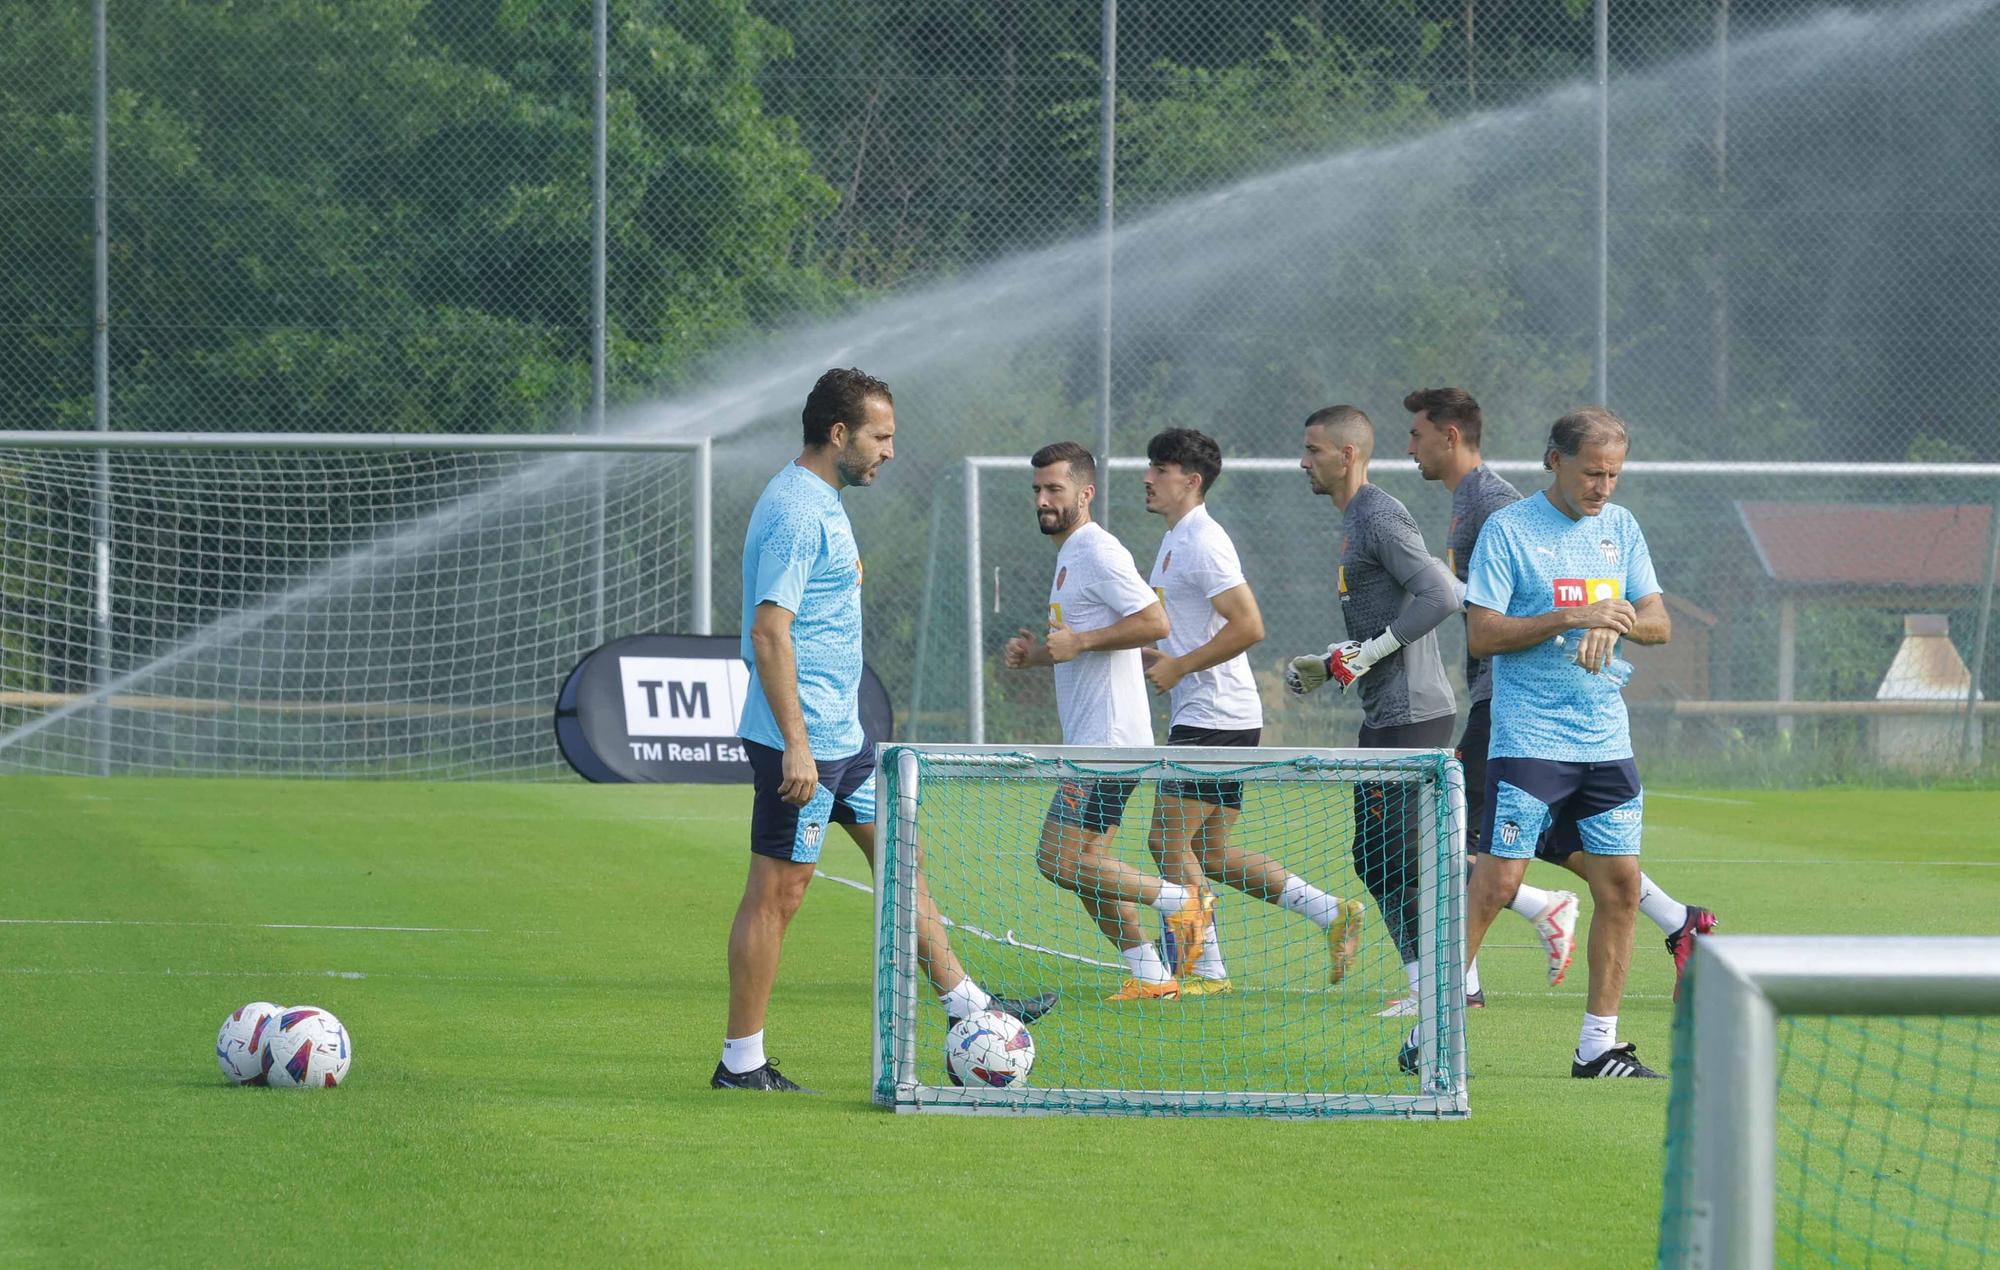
0,430,710,778
871,743,1468,1118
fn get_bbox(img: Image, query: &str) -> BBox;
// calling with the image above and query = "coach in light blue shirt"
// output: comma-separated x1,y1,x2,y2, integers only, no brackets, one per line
1460,408,1675,1081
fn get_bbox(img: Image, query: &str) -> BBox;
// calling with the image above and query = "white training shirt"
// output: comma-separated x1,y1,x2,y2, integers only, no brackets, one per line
1047,521,1157,746
1149,504,1263,731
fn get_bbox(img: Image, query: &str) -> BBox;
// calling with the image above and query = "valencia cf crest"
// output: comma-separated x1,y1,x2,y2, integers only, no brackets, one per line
1498,820,1521,847
1598,538,1619,565
1161,551,1173,573
1056,566,1067,590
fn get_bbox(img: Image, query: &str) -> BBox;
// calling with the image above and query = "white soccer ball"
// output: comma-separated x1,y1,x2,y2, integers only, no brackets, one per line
945,1010,1035,1088
263,1006,353,1088
215,1001,284,1085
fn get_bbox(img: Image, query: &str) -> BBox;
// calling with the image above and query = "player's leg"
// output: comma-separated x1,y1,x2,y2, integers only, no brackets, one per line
1356,716,1455,1015
725,853,815,1055
1035,782,1200,999
1460,699,1578,994
1149,791,1230,989
1352,778,1419,1012
1566,760,1663,1078
1184,805,1364,984
1554,846,1717,999
717,740,826,1090
1463,757,1566,973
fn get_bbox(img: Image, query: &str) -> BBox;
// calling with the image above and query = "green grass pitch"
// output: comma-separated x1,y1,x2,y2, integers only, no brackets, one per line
1,777,1993,1265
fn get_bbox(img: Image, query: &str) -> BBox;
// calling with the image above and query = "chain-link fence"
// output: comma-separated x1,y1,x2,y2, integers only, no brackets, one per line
3,1,1996,779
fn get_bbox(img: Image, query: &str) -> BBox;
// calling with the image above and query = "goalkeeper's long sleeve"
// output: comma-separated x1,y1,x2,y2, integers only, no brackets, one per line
1376,536,1459,648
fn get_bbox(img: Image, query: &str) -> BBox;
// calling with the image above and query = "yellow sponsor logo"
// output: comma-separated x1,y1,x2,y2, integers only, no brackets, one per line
1048,601,1063,627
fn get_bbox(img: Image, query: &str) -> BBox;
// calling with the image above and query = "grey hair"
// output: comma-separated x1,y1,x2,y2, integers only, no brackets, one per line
1543,407,1630,470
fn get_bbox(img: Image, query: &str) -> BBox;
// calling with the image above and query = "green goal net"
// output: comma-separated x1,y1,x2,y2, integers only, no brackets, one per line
1658,936,2000,1268
871,744,1467,1118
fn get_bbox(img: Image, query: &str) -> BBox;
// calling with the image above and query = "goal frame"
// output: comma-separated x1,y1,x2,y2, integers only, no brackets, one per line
0,430,713,776
1660,934,2000,1269
870,742,1468,1119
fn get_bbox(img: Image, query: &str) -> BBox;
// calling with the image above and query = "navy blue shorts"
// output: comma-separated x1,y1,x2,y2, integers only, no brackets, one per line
744,738,876,865
1157,724,1260,810
1481,756,1643,862
1046,777,1139,834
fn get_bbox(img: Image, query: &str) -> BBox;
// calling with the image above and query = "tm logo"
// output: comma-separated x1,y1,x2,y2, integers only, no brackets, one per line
633,679,709,720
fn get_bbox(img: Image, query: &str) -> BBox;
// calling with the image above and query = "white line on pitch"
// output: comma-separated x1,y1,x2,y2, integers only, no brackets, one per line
1,966,368,979
1649,859,2000,867
0,918,559,933
1649,792,1756,806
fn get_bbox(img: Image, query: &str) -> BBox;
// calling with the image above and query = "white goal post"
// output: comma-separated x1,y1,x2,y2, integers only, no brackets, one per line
1658,935,2000,1269
870,742,1468,1118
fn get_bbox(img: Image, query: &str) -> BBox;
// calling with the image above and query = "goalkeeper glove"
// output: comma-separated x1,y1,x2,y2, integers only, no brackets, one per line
1329,630,1402,689
1286,642,1356,695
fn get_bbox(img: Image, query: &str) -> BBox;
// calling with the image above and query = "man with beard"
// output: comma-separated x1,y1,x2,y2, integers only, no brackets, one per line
716,369,1055,1092
1004,441,1212,1002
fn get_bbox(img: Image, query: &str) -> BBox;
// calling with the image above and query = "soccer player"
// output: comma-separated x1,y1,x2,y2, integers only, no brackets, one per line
1002,441,1213,1002
1462,407,1672,1078
1405,387,1716,1000
1284,406,1459,1019
716,368,1054,1093
1137,427,1366,994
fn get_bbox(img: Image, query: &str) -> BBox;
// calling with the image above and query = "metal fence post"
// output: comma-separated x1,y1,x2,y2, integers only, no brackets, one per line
91,0,112,777
1595,0,1610,405
588,0,610,648
1097,0,1116,528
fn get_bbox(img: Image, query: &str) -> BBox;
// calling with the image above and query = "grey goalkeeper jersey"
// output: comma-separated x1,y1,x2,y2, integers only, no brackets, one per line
1339,483,1458,729
1447,465,1524,704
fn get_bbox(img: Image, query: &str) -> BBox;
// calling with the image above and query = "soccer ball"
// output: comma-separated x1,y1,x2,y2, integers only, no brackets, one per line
215,1001,283,1085
945,1010,1035,1088
262,1006,353,1088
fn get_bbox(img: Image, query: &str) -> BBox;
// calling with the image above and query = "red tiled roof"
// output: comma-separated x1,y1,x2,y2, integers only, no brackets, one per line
1735,502,1993,588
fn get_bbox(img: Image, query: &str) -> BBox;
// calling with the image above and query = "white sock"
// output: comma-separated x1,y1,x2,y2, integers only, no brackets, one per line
1638,874,1688,934
1509,881,1556,918
1121,942,1174,984
1404,960,1420,1000
1192,920,1227,980
1150,880,1190,914
1277,875,1344,930
1465,959,1482,996
1577,1013,1618,1063
721,1030,766,1075
937,977,992,1020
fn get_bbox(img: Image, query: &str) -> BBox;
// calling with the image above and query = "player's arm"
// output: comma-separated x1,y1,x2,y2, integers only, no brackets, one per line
1465,597,1639,658
1146,583,1262,694
1292,516,1454,693
1623,592,1670,645
748,601,817,806
1004,627,1054,669
1048,600,1168,662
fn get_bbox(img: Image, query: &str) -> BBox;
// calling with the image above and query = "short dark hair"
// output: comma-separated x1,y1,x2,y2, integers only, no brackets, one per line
1403,387,1483,449
1303,404,1370,433
802,367,892,448
1145,428,1222,497
1543,407,1630,470
1031,440,1096,486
